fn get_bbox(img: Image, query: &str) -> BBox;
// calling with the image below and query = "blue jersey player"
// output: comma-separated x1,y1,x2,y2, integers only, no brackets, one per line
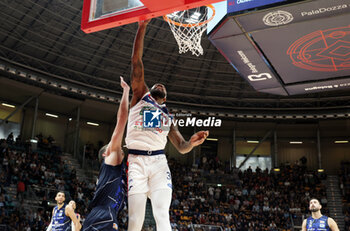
47,191,81,231
302,198,339,231
82,77,129,231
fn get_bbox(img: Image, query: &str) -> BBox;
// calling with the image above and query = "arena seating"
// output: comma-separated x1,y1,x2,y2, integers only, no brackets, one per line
0,135,330,230
339,162,350,231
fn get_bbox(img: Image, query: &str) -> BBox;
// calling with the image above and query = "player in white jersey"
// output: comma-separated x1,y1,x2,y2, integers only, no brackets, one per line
126,19,209,231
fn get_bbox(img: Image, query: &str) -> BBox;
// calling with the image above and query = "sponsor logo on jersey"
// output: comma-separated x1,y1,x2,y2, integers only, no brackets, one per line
143,109,162,128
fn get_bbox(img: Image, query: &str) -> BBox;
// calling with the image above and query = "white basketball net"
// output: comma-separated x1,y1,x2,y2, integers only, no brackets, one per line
164,6,213,56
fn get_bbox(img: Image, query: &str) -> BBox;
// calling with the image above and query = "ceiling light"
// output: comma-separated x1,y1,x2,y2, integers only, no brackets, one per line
1,103,15,108
247,140,259,143
290,141,302,144
87,122,99,126
206,138,218,141
334,140,348,144
45,113,58,118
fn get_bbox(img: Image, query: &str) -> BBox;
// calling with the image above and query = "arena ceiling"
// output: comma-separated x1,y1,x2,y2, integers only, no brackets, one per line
1,0,350,115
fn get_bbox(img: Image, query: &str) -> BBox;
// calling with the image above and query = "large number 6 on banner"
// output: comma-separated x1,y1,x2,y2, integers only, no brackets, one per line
248,73,272,82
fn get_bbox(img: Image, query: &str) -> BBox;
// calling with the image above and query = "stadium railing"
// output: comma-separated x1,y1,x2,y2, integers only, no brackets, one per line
190,224,223,231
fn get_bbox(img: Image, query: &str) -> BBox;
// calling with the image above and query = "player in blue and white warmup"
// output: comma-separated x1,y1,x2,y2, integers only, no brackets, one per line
82,77,129,231
47,191,81,231
126,19,209,231
302,198,339,231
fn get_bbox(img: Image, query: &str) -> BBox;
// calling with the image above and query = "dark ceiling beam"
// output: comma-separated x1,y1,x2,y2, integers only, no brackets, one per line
42,3,80,63
8,0,52,51
195,40,221,98
89,29,123,79
0,1,34,44
1,0,349,112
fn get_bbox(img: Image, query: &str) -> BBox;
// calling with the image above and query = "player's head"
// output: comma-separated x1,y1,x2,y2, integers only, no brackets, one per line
69,200,76,210
150,83,167,104
55,191,65,205
98,144,124,163
309,198,322,212
98,145,108,163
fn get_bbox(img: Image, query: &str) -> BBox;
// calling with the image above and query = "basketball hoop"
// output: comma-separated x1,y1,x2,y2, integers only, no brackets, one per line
163,5,215,56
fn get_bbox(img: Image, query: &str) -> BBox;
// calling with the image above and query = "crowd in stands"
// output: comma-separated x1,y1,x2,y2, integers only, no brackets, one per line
1,137,52,230
340,162,350,231
169,155,328,231
84,141,105,162
0,133,331,230
0,136,101,230
79,141,105,172
34,133,59,152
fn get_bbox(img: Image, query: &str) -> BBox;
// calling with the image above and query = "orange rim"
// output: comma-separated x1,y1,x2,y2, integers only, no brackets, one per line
163,4,216,28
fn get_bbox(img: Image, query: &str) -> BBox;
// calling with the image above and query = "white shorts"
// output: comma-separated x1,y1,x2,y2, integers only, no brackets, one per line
127,154,172,196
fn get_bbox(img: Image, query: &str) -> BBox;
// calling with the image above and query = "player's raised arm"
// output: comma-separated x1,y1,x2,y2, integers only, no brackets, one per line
65,205,81,231
168,124,209,154
104,77,130,166
328,218,340,231
130,19,150,107
46,208,55,231
301,219,307,231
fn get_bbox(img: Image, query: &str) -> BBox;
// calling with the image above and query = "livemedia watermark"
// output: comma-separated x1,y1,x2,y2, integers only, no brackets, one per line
143,109,222,129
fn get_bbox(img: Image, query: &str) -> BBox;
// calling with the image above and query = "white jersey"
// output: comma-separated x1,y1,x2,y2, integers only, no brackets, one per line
126,92,173,151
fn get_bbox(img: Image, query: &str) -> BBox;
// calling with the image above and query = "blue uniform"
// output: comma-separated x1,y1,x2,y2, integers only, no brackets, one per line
52,204,71,231
306,215,330,231
82,162,127,231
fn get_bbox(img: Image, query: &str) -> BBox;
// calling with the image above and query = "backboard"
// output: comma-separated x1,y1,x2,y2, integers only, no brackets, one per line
81,0,223,33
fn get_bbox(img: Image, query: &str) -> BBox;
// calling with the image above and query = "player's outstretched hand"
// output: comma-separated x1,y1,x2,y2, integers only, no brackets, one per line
190,130,209,147
120,76,130,91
